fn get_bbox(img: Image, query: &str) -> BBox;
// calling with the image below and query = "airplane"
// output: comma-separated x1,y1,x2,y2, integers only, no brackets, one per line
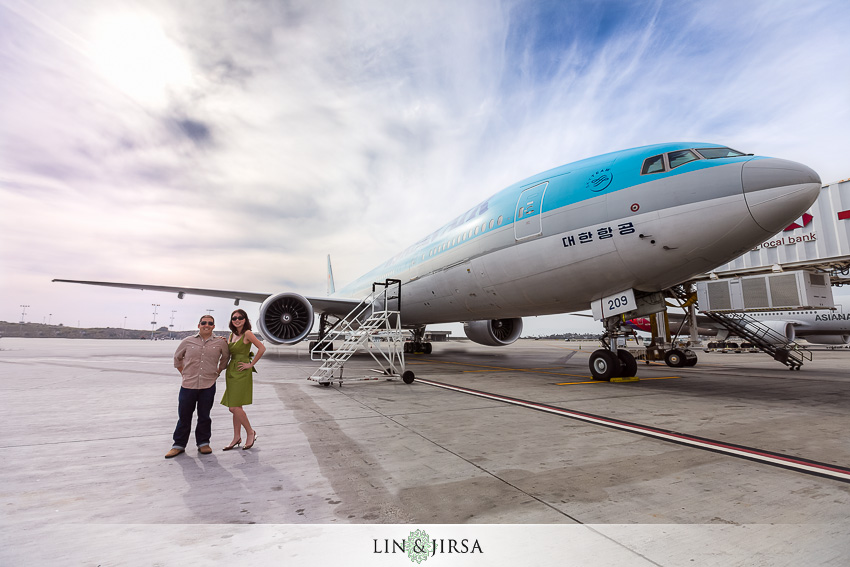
55,142,821,381
628,304,850,345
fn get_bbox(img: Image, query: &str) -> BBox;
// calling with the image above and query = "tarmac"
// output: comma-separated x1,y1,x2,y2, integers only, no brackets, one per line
1,337,848,565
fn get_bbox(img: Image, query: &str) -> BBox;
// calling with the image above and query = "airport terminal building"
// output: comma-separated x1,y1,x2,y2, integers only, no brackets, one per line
707,177,850,284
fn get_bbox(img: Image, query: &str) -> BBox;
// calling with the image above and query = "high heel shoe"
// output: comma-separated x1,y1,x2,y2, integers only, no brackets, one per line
223,438,242,451
243,431,258,450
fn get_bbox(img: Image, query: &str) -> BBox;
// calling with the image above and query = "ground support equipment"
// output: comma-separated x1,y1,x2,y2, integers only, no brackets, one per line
308,279,415,386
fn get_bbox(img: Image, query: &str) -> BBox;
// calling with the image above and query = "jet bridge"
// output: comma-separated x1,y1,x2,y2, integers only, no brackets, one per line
670,270,833,370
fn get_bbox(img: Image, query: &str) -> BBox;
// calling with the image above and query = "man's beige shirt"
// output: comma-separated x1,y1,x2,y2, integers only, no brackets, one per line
173,334,230,389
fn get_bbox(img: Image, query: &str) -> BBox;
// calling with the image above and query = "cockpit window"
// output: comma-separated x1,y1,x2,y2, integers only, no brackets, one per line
694,147,746,159
668,149,699,169
641,154,665,175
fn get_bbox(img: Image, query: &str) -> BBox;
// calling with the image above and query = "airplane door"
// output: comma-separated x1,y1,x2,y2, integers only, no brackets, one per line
514,181,548,240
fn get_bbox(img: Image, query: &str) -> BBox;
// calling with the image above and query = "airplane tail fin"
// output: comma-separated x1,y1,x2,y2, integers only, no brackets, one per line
327,254,336,296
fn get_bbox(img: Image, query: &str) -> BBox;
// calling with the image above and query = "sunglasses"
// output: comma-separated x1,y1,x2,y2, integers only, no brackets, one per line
199,321,215,326
231,316,245,321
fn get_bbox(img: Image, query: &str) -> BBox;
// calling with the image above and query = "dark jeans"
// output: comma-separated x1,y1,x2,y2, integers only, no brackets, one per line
172,384,216,449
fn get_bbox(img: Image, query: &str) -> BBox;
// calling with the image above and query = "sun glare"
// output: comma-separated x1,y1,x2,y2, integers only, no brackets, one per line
90,13,192,107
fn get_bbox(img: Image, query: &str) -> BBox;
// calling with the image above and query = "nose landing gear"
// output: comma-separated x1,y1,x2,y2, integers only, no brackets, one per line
588,316,640,381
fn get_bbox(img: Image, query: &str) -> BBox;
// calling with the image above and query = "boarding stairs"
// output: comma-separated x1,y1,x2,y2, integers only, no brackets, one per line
308,279,414,386
669,285,811,370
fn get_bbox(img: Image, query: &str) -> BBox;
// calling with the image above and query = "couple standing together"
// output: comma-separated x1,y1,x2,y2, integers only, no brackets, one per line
165,309,266,458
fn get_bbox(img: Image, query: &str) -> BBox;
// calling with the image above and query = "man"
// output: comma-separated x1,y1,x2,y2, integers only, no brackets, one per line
165,314,230,458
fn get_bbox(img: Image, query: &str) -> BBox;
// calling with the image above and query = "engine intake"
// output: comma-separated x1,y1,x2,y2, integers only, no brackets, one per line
463,318,523,346
258,292,314,345
744,320,795,344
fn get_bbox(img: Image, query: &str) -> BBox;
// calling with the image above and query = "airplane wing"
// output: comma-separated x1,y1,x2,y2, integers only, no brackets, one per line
52,279,361,317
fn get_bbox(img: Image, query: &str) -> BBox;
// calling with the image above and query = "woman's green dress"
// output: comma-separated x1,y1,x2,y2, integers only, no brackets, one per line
220,334,256,407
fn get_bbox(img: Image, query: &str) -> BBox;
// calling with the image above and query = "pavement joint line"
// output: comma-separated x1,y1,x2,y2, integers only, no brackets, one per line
409,358,591,378
329,384,584,523
415,378,850,484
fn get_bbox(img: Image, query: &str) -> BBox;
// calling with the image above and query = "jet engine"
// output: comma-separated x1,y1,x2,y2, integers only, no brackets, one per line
258,292,314,345
744,320,795,344
463,318,523,346
803,335,850,345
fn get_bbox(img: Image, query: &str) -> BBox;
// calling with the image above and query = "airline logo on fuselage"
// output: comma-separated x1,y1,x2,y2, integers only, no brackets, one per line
586,168,613,192
562,222,636,247
815,313,850,321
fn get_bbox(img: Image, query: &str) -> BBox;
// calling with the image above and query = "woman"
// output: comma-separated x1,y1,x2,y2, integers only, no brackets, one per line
220,309,266,451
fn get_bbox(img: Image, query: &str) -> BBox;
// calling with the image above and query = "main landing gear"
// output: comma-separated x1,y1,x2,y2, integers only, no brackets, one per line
309,313,338,354
403,327,433,354
663,348,698,368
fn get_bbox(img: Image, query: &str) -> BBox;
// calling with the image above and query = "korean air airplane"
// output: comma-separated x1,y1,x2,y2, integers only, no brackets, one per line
55,142,821,380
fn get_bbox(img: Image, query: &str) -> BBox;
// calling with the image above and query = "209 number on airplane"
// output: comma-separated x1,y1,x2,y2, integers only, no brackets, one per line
591,288,637,320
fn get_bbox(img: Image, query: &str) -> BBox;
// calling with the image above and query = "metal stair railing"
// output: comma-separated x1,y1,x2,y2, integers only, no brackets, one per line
670,285,812,370
700,311,812,369
308,279,406,385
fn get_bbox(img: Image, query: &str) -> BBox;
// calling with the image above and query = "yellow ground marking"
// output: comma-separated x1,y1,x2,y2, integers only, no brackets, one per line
409,357,683,384
555,375,681,385
409,358,589,378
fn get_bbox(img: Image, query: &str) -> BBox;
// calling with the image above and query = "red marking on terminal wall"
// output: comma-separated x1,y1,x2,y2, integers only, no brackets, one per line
784,213,814,231
838,209,850,221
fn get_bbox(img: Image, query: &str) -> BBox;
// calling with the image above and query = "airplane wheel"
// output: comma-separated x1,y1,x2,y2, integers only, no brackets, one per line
321,382,331,387
589,349,621,381
664,349,687,368
424,342,433,354
616,350,638,377
402,371,415,384
684,354,698,367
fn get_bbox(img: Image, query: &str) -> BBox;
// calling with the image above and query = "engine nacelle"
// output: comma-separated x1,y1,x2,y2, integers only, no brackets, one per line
258,292,314,345
803,335,850,345
463,318,523,346
744,320,795,344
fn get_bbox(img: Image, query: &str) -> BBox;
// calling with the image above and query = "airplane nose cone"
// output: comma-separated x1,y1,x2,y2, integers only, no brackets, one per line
742,158,821,233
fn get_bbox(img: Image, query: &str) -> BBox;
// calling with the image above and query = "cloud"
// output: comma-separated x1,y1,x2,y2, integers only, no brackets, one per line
1,0,849,334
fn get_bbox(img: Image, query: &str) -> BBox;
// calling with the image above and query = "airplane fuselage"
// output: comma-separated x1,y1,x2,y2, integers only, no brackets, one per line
338,143,821,327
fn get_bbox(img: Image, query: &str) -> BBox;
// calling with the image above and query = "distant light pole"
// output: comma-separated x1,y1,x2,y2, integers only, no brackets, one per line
151,304,160,340
19,305,29,335
169,310,176,339
123,316,127,339
48,313,52,325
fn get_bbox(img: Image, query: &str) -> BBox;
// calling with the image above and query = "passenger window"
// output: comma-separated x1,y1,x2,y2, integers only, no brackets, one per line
497,215,503,225
668,149,699,169
641,154,665,175
489,219,495,229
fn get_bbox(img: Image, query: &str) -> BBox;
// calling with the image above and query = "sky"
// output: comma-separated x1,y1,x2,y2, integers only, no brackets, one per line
2,0,850,336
